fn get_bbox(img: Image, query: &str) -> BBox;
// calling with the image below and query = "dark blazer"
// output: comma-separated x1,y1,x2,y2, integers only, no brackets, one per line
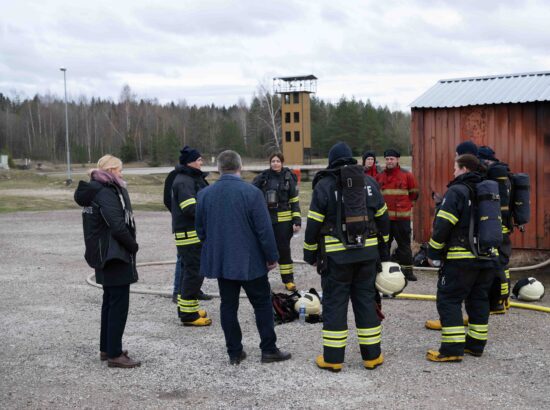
196,173,279,281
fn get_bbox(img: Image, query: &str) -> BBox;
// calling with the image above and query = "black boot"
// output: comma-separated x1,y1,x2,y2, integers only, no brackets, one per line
403,267,417,282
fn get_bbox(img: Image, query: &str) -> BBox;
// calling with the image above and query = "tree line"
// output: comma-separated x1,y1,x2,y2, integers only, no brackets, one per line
0,85,410,165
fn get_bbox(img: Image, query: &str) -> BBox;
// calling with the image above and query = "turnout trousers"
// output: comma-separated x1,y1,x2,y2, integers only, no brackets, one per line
177,243,205,322
273,221,294,284
490,234,512,310
436,260,494,356
389,220,413,276
321,258,381,364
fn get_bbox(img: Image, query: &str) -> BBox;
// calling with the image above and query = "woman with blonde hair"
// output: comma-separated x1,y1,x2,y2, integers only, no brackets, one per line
74,154,141,368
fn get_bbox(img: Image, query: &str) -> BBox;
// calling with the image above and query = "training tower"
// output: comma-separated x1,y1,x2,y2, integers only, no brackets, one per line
273,75,317,165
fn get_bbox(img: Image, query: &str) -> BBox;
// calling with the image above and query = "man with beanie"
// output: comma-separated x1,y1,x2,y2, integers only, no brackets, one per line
455,140,479,157
304,142,390,372
171,145,211,326
376,148,419,281
362,150,382,178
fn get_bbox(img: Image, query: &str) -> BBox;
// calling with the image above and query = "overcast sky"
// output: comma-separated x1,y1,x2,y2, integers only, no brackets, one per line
1,0,549,111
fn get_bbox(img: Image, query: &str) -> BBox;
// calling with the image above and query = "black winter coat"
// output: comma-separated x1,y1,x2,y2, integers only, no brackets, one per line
74,180,139,286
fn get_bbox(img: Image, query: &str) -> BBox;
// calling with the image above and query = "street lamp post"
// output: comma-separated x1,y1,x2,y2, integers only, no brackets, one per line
60,67,71,185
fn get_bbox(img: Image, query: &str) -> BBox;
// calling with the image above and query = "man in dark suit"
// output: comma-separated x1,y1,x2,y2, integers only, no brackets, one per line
196,150,292,366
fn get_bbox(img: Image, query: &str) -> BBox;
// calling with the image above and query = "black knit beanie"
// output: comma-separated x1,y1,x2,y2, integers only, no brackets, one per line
456,141,478,156
362,150,376,166
179,146,201,165
328,142,353,165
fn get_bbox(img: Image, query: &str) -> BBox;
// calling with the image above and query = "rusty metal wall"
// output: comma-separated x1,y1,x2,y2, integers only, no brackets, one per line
412,102,550,250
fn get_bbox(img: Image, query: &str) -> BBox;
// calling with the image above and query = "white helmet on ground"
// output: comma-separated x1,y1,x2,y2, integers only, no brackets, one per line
294,292,321,316
376,262,407,296
513,277,545,301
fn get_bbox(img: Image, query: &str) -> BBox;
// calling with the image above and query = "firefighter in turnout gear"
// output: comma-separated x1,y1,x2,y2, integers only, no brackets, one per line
172,146,211,326
304,142,390,372
375,149,419,281
478,146,513,314
253,152,301,292
426,154,499,362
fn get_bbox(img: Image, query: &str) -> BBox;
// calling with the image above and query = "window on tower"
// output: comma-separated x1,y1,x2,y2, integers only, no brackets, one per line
285,131,291,142
294,112,299,123
293,92,299,104
294,131,300,142
285,112,291,123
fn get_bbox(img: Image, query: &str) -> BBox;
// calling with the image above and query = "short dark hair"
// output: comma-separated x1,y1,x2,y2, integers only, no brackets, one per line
269,152,284,163
217,150,242,174
456,154,480,172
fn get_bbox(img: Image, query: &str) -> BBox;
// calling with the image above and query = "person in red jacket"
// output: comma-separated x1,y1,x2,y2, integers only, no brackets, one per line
362,150,383,178
375,149,419,281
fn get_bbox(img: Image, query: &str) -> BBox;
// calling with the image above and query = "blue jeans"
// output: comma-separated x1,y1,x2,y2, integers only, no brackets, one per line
173,253,182,296
218,275,277,359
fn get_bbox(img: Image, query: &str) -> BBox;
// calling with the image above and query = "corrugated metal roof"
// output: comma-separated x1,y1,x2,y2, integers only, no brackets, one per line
410,71,550,108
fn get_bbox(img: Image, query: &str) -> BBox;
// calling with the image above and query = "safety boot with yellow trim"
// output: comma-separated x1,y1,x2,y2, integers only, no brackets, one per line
285,282,297,292
425,317,468,330
198,310,208,318
363,354,384,370
182,317,212,326
426,350,462,362
315,355,343,373
504,297,511,310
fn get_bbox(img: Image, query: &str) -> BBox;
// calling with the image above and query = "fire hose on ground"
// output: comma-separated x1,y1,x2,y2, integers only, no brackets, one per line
86,257,550,314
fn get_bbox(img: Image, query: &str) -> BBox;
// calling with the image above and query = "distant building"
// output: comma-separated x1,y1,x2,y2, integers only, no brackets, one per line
273,75,317,165
410,71,550,250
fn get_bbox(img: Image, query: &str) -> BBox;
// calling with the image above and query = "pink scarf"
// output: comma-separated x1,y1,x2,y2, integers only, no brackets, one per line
90,169,127,188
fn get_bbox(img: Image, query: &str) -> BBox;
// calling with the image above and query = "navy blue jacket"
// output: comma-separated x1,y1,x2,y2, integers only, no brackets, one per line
196,173,279,281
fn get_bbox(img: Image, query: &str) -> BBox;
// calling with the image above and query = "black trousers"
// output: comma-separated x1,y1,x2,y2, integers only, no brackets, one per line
100,284,130,359
218,275,277,359
490,234,512,309
389,220,413,275
436,260,494,356
177,243,205,322
321,258,381,364
273,222,294,284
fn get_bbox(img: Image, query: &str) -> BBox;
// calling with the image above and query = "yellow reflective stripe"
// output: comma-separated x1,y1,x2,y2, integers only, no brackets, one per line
179,197,196,210
387,210,412,218
357,326,382,336
382,189,409,195
292,212,301,218
409,188,419,193
324,236,378,252
176,237,201,246
375,203,388,217
322,330,348,338
383,235,389,243
289,196,299,203
448,246,467,251
178,299,199,306
467,332,487,341
307,210,325,222
468,323,488,332
429,238,445,250
323,340,347,348
358,336,381,345
442,326,466,333
277,216,292,222
437,210,458,225
446,252,475,259
504,269,510,279
277,211,292,216
175,230,198,239
304,242,318,251
441,335,466,343
502,226,511,234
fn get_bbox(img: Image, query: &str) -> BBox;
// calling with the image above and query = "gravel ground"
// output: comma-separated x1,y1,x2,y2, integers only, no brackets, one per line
1,210,549,409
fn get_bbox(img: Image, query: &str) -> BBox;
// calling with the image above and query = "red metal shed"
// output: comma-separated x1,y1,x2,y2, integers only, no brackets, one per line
410,71,550,250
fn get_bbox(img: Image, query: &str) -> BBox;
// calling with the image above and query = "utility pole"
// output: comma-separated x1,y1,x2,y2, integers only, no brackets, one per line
60,68,71,185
